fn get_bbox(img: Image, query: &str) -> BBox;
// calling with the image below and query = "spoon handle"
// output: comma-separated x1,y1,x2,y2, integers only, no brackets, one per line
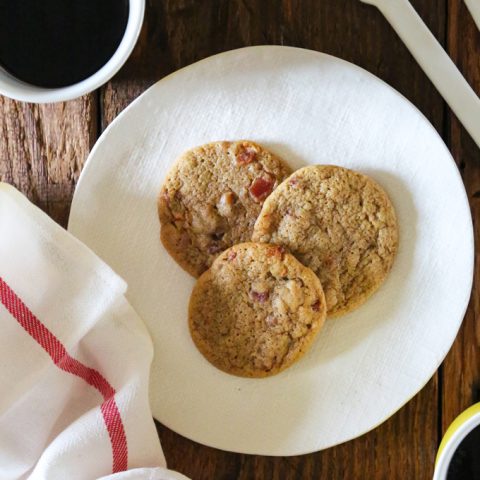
360,0,480,150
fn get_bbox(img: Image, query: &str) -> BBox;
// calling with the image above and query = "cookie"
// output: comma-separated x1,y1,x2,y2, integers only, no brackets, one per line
189,243,327,378
158,141,291,277
252,165,398,317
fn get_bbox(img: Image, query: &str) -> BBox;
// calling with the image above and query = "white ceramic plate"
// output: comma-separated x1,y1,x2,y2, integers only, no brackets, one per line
69,46,473,456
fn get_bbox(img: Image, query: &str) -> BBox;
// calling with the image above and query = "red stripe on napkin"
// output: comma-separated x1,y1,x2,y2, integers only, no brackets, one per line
0,277,128,473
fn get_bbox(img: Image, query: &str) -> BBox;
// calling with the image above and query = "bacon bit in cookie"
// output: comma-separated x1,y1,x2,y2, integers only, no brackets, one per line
236,145,257,165
251,290,270,303
227,251,237,261
289,177,299,187
311,300,321,312
265,315,278,327
249,174,275,202
267,245,286,259
208,244,223,254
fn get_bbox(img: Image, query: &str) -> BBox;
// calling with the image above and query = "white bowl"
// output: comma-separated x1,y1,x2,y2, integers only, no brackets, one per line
0,0,145,104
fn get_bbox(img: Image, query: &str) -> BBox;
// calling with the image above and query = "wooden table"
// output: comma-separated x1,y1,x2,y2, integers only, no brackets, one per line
1,1,479,478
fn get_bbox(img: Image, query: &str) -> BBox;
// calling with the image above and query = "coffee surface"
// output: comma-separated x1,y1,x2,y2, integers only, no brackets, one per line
0,0,129,88
447,424,480,479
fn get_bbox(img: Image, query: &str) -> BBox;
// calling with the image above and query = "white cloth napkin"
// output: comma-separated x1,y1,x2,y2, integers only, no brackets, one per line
0,183,189,480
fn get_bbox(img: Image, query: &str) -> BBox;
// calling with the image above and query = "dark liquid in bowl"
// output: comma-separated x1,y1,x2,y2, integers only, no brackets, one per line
447,424,480,479
0,0,129,88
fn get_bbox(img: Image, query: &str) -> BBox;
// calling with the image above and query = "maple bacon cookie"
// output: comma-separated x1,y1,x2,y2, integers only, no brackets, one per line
158,141,291,277
188,243,327,378
252,165,398,317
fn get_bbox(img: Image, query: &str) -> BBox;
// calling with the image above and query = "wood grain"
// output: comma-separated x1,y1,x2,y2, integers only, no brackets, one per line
0,95,97,227
442,0,480,431
0,0,473,479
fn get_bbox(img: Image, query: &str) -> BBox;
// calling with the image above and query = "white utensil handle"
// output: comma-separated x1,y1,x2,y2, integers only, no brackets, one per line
465,0,480,31
361,0,480,150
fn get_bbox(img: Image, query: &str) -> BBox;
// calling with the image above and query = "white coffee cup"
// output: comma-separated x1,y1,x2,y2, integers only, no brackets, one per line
0,0,145,104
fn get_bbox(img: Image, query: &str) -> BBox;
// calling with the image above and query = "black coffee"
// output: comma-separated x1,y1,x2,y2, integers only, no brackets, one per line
447,424,480,479
0,0,129,88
